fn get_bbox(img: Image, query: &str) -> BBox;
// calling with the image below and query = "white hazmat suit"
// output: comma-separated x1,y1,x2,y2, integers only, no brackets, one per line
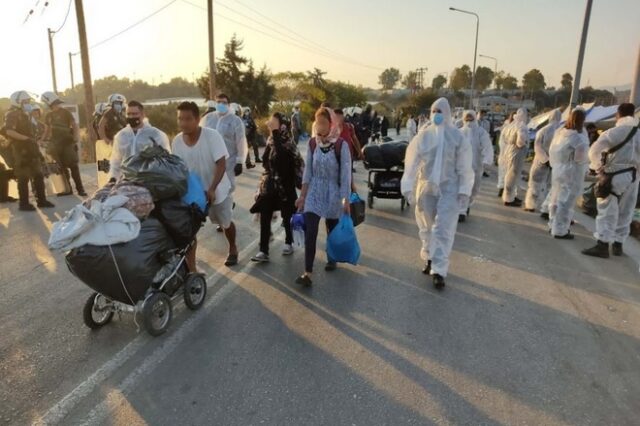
108,123,170,180
459,110,494,215
548,127,590,236
497,117,514,191
200,111,248,192
502,108,529,203
401,98,474,277
588,115,640,244
524,109,562,211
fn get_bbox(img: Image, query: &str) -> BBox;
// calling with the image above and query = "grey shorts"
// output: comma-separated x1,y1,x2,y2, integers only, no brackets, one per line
208,195,233,229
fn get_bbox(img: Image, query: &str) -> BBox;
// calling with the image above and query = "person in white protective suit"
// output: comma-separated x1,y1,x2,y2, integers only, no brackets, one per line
524,109,562,213
458,110,494,222
401,98,474,290
406,114,417,140
108,100,170,181
200,93,248,194
547,108,590,239
582,103,640,258
497,112,515,197
501,108,529,206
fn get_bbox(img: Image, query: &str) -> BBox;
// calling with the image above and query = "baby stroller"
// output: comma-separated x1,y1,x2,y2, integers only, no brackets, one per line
68,203,208,336
362,141,409,211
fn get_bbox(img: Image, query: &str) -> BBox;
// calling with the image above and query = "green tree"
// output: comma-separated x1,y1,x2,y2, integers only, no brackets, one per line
560,73,573,91
402,71,419,93
450,65,472,91
494,71,518,90
474,66,495,91
378,68,402,90
307,68,328,89
522,69,546,93
431,74,447,91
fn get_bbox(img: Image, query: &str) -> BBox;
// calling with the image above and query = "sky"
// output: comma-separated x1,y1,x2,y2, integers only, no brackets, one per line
0,0,638,100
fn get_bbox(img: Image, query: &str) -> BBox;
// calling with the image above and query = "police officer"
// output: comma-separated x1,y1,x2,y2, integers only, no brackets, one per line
98,93,127,145
41,92,86,196
242,107,259,168
92,102,108,138
4,91,54,211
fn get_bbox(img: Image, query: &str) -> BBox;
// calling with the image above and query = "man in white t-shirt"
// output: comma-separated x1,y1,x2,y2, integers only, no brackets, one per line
173,101,239,270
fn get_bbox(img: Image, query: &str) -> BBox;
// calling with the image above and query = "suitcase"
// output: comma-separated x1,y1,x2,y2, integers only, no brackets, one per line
96,139,113,188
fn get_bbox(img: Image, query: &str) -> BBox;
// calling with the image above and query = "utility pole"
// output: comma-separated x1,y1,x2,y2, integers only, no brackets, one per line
74,0,96,157
630,44,640,106
69,52,75,89
569,0,593,108
416,67,428,91
207,0,216,99
47,28,58,93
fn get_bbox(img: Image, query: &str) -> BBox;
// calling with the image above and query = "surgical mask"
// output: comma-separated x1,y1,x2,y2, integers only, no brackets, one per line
433,112,444,125
126,117,141,127
217,103,229,114
113,103,123,113
22,103,33,113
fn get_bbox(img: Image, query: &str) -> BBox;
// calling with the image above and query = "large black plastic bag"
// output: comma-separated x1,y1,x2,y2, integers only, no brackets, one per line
363,144,386,169
121,145,189,201
66,218,175,304
363,141,408,169
152,198,206,247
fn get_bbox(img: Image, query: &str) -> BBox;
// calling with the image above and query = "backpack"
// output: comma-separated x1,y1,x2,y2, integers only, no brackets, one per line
308,137,344,186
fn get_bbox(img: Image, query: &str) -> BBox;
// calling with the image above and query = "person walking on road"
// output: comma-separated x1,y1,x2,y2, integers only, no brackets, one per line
242,107,259,169
172,101,234,272
335,108,362,191
547,108,590,239
41,91,87,196
108,101,170,181
524,109,561,213
291,106,303,145
294,107,352,287
459,110,493,222
407,114,418,140
401,97,474,290
582,103,640,258
502,108,529,206
497,112,516,197
250,112,299,263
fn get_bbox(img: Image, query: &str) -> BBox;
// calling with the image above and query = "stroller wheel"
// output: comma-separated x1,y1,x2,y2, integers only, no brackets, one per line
183,274,207,311
83,292,114,329
142,292,172,336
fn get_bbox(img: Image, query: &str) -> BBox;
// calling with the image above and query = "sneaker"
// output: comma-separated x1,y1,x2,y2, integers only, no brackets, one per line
295,274,312,286
554,233,574,240
433,274,445,290
612,242,623,256
582,241,610,259
504,200,522,207
224,254,239,266
255,158,262,163
325,262,337,271
282,244,294,256
19,203,36,211
37,200,55,208
77,190,88,197
458,214,466,223
251,252,270,262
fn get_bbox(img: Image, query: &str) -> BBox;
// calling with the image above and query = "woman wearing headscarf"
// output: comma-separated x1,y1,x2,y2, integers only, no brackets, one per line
401,98,474,290
250,112,300,262
459,110,494,221
547,108,590,239
294,107,352,286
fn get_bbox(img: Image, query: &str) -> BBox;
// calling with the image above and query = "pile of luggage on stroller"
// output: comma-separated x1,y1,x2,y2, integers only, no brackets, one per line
48,145,208,336
362,140,409,211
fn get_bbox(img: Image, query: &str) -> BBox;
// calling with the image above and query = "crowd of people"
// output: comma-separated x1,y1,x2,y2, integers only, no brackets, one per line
1,88,639,291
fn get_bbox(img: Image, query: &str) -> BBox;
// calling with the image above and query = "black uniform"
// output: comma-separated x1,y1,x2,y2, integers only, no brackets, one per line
45,107,85,194
243,113,260,165
4,108,48,207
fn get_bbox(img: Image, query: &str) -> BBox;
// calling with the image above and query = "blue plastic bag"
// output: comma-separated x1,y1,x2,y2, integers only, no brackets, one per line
290,213,306,249
326,214,361,265
182,172,207,213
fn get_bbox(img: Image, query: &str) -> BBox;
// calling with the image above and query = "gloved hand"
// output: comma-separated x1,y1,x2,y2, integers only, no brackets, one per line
234,163,243,176
457,194,469,207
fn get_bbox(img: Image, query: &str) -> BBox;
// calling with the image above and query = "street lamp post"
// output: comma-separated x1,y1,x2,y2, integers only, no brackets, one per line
479,54,498,88
450,7,479,108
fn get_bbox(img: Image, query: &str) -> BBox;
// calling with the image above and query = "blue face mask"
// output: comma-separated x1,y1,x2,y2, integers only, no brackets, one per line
113,103,123,113
217,103,229,114
432,112,444,125
22,103,33,113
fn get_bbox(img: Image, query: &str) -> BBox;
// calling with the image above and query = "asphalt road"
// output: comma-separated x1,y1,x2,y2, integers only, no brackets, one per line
1,141,639,425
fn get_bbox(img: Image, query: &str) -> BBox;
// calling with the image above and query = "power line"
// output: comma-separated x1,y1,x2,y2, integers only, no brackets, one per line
181,0,382,71
52,0,73,33
72,0,178,54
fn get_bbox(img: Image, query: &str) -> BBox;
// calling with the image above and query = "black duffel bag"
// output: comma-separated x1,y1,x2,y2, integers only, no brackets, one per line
66,218,175,304
152,198,206,247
